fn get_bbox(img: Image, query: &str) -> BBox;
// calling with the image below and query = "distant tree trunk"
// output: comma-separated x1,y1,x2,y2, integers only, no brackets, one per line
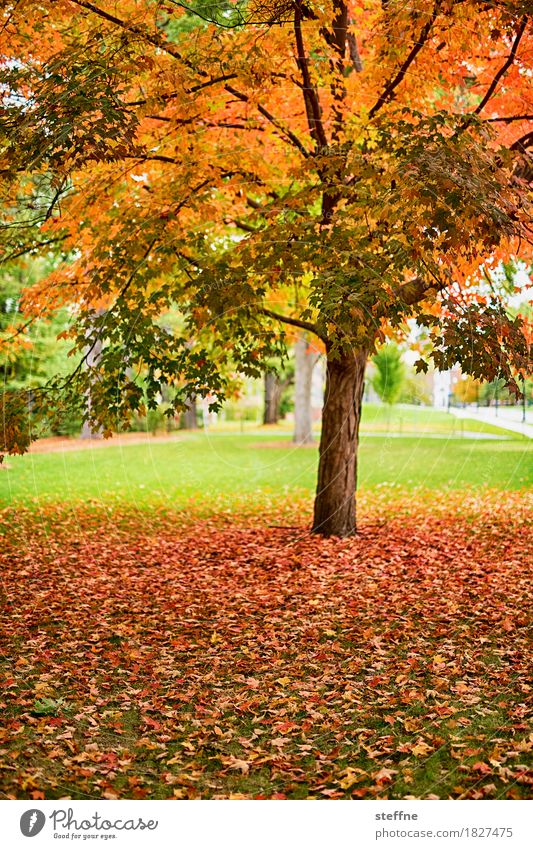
80,315,103,439
312,348,367,537
293,334,319,445
182,397,198,429
263,371,283,424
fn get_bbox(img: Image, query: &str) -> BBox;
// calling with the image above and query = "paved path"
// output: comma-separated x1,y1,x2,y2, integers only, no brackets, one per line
449,407,533,439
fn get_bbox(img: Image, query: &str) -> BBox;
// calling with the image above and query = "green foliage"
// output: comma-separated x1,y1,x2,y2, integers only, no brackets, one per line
0,260,72,391
223,402,261,422
479,378,513,406
31,697,65,717
371,344,405,405
397,370,431,406
0,258,82,445
161,0,248,36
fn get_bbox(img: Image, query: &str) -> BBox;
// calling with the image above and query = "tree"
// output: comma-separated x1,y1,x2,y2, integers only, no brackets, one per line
182,397,199,430
0,260,71,392
79,309,104,439
453,375,481,406
293,334,320,445
263,368,292,425
479,377,513,406
0,1,531,535
371,344,404,406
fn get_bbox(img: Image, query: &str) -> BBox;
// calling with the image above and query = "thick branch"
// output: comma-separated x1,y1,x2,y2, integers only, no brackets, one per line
293,6,328,149
320,0,349,140
389,274,449,311
486,113,533,124
510,131,533,152
472,16,529,117
347,31,363,72
261,308,327,343
368,1,442,120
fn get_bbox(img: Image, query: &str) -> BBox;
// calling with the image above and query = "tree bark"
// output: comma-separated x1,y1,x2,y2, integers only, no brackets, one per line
80,313,103,440
312,347,367,537
182,396,198,430
293,334,319,445
263,371,283,424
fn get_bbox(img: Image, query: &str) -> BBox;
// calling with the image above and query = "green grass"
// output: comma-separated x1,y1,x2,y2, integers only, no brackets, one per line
1,430,530,508
212,403,522,438
359,403,520,436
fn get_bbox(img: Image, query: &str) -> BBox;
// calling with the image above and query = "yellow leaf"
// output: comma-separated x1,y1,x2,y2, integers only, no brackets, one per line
411,740,433,757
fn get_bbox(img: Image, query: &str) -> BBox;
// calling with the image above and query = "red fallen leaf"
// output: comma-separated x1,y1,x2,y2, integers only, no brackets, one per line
373,768,398,785
0,492,531,800
275,721,298,733
141,716,161,730
472,762,492,774
481,784,498,795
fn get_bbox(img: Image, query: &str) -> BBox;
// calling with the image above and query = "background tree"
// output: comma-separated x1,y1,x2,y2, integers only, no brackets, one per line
0,259,71,391
263,366,293,425
182,398,199,430
0,0,531,534
293,334,320,444
371,343,405,407
454,375,482,406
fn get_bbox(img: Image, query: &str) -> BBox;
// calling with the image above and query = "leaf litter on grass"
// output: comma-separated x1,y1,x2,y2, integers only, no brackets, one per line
0,490,531,799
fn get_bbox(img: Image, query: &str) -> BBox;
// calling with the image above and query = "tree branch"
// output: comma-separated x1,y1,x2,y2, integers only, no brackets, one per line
224,85,310,158
224,218,258,233
0,236,67,266
486,113,533,123
510,131,533,152
390,274,449,310
293,5,328,150
368,1,442,120
471,16,529,118
68,0,191,67
261,308,327,343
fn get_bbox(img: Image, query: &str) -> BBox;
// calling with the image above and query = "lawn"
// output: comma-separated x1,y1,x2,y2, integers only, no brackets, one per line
208,403,522,437
0,492,531,800
0,431,530,508
0,414,531,800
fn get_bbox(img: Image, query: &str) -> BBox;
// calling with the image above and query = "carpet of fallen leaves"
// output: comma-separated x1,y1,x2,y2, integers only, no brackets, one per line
1,490,531,800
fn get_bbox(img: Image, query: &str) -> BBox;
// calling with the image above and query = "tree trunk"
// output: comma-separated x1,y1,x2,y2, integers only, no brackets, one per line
293,334,319,445
182,397,198,430
80,315,103,440
263,371,282,424
312,348,367,537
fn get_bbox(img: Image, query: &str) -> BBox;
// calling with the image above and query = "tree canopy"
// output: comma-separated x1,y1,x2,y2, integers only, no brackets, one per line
0,0,531,531
372,343,404,406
